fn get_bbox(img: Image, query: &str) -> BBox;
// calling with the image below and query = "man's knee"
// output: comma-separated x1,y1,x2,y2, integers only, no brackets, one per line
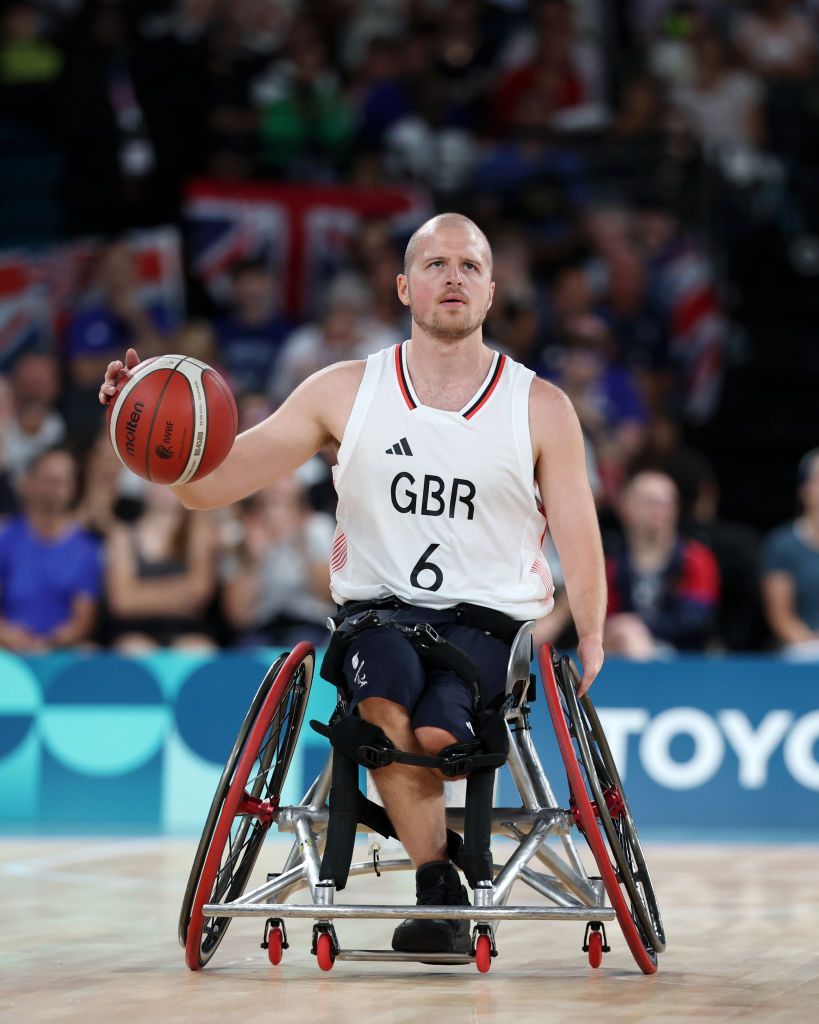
415,725,459,758
358,696,411,731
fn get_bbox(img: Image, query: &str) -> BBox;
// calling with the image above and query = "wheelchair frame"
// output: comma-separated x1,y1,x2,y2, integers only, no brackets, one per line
179,625,665,975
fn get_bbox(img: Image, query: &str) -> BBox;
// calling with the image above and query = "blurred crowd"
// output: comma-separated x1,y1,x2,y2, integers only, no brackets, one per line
2,0,819,659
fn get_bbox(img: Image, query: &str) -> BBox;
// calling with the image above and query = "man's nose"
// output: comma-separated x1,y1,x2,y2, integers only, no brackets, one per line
445,262,463,285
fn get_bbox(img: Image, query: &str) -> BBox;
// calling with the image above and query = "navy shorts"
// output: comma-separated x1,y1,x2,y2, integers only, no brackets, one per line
342,623,511,743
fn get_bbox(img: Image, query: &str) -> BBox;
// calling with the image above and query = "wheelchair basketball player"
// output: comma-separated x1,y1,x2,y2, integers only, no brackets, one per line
100,212,607,955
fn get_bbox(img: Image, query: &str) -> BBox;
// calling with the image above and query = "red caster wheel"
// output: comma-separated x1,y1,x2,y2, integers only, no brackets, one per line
316,932,335,972
267,928,283,966
588,930,603,969
475,934,492,974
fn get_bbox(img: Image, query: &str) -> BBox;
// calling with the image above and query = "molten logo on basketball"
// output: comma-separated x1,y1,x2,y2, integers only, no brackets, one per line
125,401,146,457
155,445,173,460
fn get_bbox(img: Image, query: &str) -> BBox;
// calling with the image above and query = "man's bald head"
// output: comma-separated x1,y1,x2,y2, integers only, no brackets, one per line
403,213,493,277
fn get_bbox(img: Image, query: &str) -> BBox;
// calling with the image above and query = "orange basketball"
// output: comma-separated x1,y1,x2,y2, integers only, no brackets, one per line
107,355,238,484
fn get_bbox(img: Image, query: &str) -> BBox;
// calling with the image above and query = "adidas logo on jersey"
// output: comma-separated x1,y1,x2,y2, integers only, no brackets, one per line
386,437,413,456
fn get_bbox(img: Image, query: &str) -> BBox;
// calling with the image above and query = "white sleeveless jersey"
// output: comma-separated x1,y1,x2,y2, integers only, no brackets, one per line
330,342,554,620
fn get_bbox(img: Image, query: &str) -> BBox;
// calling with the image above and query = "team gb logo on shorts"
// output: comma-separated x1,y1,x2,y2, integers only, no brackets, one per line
351,651,368,688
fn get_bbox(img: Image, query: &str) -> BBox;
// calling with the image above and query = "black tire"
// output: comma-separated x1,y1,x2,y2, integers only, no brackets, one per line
180,644,314,967
557,655,666,954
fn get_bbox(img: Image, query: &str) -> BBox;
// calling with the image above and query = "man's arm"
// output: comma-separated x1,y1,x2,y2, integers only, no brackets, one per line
101,350,364,510
532,378,606,695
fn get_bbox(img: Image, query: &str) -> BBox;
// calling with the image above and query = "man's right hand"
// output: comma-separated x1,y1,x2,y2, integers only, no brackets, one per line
98,347,140,405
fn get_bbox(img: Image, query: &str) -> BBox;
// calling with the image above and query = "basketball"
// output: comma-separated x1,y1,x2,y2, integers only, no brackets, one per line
107,354,238,484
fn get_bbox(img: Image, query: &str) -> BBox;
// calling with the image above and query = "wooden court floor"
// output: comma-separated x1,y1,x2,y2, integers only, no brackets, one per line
1,837,818,1024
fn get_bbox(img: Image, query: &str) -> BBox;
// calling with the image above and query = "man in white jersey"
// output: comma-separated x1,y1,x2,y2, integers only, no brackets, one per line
99,213,606,954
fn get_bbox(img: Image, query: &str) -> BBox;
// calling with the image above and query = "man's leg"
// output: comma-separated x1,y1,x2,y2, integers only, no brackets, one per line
359,697,469,954
357,697,457,867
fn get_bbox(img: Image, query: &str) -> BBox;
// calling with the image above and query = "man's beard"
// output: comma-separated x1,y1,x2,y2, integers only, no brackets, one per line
411,304,487,341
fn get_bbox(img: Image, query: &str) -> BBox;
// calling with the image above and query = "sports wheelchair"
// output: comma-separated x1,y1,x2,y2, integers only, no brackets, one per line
178,622,665,975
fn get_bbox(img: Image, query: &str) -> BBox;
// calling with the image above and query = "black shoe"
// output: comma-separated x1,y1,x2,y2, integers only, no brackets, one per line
391,860,471,954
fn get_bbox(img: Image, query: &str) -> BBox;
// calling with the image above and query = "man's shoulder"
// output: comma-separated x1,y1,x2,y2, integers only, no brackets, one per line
305,358,368,393
529,376,577,427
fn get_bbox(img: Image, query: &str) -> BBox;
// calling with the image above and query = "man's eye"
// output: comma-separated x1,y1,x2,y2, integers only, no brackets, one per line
431,260,444,267
464,262,476,270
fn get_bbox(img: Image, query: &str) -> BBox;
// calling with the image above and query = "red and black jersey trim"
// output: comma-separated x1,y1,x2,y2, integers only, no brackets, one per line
394,344,416,411
463,354,506,420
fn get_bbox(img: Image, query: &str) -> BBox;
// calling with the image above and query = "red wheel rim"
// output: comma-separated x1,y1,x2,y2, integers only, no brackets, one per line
316,932,335,972
540,646,658,976
475,934,492,974
267,928,283,966
185,643,314,971
588,930,603,969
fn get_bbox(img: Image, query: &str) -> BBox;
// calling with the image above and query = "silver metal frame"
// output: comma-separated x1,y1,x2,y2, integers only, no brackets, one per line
203,623,614,965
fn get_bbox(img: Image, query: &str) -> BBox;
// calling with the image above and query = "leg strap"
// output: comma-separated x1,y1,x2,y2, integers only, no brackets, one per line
310,710,509,775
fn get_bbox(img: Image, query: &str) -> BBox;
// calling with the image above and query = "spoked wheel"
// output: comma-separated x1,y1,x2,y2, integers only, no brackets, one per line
181,643,315,970
540,646,664,975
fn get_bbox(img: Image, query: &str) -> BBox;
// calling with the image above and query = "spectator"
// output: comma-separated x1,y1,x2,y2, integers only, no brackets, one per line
104,482,219,652
733,0,817,160
536,313,648,499
637,195,725,422
733,0,816,81
3,352,66,481
671,29,766,154
254,23,354,179
605,469,720,656
221,475,335,646
0,448,102,652
214,257,292,397
63,240,176,443
73,427,129,540
595,244,672,412
761,449,819,655
632,436,766,650
483,230,542,363
65,240,173,389
271,275,392,402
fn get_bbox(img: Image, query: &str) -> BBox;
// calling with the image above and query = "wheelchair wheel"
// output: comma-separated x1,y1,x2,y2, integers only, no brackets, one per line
181,643,315,970
540,647,664,975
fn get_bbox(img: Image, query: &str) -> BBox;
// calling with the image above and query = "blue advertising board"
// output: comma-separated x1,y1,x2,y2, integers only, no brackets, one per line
1,649,817,836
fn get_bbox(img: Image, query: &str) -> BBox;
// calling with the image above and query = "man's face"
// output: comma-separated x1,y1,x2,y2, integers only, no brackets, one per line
22,452,77,517
621,473,679,539
397,224,494,343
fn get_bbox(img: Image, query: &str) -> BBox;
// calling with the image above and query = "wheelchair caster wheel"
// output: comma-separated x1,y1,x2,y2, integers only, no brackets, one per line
267,928,283,966
262,917,288,966
583,921,609,969
475,934,492,974
316,932,335,972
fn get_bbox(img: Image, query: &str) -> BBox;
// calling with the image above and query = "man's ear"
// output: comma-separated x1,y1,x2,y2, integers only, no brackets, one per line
396,273,410,307
487,279,495,310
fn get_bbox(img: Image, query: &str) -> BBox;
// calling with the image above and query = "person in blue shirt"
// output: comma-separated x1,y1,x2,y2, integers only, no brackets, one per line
0,448,102,652
215,257,292,397
762,449,819,652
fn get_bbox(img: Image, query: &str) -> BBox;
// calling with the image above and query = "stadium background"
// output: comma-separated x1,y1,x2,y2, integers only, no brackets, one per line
1,0,818,839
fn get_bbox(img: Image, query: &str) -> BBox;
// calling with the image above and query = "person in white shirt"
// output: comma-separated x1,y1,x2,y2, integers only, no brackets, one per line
99,213,606,954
